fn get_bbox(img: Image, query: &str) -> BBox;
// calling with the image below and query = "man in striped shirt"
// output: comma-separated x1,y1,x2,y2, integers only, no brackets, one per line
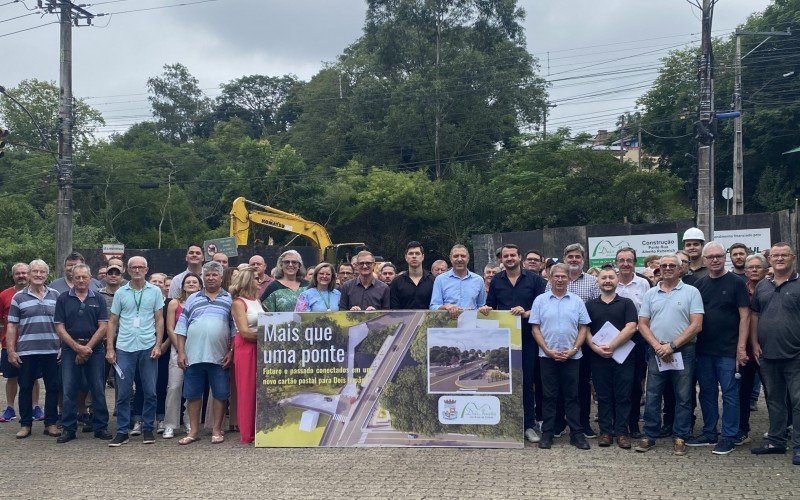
174,261,234,445
5,259,62,439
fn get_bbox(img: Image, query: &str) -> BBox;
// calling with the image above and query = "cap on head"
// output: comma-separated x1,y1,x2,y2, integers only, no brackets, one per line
683,227,705,242
107,263,123,272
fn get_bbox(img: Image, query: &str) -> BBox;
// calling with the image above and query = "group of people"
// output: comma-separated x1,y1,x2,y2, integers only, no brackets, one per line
0,234,797,465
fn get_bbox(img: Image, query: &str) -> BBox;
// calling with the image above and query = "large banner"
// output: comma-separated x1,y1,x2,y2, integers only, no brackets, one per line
588,232,679,271
711,228,771,268
255,310,523,448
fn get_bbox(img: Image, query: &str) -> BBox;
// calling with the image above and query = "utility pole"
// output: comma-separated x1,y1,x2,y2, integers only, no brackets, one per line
542,102,556,138
732,28,791,215
695,0,715,241
43,1,94,276
637,124,643,170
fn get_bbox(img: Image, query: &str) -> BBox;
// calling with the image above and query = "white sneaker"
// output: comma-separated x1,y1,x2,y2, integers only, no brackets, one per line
162,427,174,439
156,421,165,434
525,427,541,443
130,421,142,436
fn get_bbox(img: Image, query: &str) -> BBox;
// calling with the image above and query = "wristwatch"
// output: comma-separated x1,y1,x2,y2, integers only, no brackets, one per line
669,341,678,351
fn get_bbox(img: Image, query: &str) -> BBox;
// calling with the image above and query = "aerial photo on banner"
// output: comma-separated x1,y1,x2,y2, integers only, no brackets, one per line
254,310,523,448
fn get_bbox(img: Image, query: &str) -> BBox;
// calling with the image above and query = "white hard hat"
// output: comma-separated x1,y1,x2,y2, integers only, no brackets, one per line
683,227,706,242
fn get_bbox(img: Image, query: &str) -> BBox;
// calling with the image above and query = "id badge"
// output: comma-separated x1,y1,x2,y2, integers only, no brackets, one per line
133,316,141,328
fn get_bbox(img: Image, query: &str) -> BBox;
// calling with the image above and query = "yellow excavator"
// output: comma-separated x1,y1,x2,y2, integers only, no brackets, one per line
229,197,368,265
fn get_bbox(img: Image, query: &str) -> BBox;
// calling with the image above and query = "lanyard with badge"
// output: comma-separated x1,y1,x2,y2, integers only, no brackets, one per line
132,288,144,327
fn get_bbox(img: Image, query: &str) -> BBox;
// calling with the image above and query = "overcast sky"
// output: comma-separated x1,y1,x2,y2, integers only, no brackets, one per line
2,0,773,136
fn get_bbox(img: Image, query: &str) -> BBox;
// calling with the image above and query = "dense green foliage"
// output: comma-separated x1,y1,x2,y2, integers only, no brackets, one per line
638,0,800,212
13,0,795,284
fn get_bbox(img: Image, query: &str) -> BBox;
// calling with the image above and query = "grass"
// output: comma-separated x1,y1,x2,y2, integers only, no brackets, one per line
255,406,331,447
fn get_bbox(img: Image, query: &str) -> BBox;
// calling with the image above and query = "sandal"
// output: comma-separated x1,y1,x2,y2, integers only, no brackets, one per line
211,434,225,444
178,435,199,445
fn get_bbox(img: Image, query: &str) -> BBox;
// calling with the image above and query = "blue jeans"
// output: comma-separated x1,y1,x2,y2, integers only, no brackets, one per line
696,354,740,440
643,343,696,440
62,344,109,433
115,348,157,434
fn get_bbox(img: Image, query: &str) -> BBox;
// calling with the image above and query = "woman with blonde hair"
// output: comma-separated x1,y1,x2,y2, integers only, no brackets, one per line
230,267,264,444
259,250,308,312
295,263,341,312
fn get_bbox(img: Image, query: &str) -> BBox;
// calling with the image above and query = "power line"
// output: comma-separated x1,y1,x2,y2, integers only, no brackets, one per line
94,0,223,17
0,20,56,37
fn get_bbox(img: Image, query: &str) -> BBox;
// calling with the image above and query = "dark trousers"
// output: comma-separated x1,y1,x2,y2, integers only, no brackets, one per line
578,346,592,432
628,340,647,434
760,357,800,451
156,349,169,418
61,345,109,433
534,354,543,422
540,357,581,435
18,353,59,427
521,340,538,429
553,346,592,434
738,359,759,434
591,352,635,436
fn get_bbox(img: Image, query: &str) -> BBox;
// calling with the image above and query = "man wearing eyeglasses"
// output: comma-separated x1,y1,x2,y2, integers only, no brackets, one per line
688,242,750,455
106,256,165,447
524,250,545,274
339,250,390,311
53,264,110,443
614,247,652,439
635,254,704,456
336,263,355,287
750,243,800,466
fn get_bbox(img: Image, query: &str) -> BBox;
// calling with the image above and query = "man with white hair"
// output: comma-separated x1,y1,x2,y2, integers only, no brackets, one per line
5,259,62,439
688,241,750,455
106,256,165,447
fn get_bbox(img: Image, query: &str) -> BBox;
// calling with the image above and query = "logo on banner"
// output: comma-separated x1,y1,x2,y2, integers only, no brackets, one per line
438,396,500,425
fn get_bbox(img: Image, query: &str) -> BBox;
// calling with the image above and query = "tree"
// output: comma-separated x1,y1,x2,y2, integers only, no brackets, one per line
637,0,800,212
147,63,212,143
0,79,105,154
287,0,546,178
213,74,303,138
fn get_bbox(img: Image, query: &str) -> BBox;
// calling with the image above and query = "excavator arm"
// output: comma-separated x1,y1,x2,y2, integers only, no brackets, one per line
230,197,334,249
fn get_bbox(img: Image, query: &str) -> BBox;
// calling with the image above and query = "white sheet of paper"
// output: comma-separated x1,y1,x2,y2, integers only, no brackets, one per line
591,321,620,346
655,352,684,371
592,321,635,364
612,340,636,364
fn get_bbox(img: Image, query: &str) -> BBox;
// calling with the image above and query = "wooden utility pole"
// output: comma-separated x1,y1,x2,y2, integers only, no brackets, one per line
695,0,715,241
732,28,791,215
45,1,93,276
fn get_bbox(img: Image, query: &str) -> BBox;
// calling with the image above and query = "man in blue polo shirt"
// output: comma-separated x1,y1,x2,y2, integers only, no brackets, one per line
430,244,486,317
530,263,591,451
54,263,111,443
5,259,62,439
106,256,165,447
174,261,234,445
480,243,547,443
635,254,704,456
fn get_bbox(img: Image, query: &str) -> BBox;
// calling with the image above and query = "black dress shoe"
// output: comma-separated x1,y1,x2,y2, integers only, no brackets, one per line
94,429,113,440
571,433,591,450
751,443,787,455
539,433,554,449
57,431,77,443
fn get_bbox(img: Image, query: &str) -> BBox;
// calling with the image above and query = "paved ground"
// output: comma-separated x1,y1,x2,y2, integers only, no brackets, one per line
0,383,797,499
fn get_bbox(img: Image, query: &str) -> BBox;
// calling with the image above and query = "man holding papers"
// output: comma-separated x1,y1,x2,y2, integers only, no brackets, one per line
635,254,704,456
585,264,638,449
